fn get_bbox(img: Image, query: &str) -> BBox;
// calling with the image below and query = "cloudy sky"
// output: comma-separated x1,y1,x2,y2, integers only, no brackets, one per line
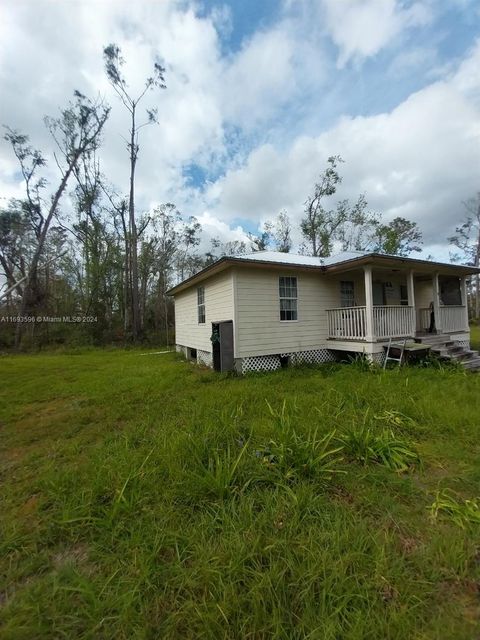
1,0,479,258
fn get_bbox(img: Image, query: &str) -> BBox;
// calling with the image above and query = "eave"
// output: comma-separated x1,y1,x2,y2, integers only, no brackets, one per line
166,253,479,296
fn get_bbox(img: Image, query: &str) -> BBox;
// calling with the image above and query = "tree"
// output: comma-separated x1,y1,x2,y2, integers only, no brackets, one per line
300,155,344,257
68,154,122,342
373,217,423,257
4,91,109,347
448,193,480,318
335,195,379,252
103,43,166,342
176,216,202,280
272,210,292,253
0,202,31,309
248,222,272,252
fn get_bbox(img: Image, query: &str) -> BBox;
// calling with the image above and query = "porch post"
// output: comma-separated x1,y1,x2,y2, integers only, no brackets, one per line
407,269,416,334
460,276,469,331
364,265,374,342
432,272,442,334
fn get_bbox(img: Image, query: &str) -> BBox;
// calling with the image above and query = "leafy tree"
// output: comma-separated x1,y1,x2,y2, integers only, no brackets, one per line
69,154,121,342
103,43,166,342
335,194,379,252
300,155,344,257
373,217,423,256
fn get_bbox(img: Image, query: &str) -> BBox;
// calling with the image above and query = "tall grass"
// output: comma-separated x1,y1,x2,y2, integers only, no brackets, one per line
0,350,479,638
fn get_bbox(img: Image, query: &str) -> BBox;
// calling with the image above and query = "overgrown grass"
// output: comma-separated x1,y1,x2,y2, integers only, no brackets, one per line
470,323,480,351
1,350,479,638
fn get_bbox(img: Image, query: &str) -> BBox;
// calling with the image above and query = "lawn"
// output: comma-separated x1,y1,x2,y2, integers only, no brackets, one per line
1,350,479,639
471,323,480,351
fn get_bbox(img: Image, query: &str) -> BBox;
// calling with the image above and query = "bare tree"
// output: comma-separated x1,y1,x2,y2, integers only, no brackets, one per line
103,43,166,342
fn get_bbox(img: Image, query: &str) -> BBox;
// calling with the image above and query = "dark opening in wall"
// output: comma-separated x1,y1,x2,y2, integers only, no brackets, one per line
187,347,197,361
279,355,290,368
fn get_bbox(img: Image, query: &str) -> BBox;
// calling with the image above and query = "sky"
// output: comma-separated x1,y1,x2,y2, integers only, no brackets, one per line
0,0,479,259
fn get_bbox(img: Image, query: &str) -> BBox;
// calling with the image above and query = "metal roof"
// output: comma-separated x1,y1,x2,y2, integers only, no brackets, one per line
167,250,479,296
234,250,370,267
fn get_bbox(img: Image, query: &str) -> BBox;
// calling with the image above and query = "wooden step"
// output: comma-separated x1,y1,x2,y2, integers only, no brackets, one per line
462,357,480,370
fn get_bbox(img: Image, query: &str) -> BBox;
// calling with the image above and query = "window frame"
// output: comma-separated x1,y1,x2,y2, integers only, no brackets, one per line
279,276,298,322
197,286,206,324
340,280,355,308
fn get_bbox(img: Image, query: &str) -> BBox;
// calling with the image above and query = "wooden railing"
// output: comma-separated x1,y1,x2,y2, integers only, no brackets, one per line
373,306,415,339
327,305,415,340
327,306,366,340
439,306,467,333
419,306,467,333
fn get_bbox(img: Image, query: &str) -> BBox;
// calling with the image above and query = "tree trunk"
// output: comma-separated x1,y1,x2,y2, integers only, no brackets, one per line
129,107,140,342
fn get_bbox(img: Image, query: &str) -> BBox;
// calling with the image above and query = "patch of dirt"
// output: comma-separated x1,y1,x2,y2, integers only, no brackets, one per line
439,578,480,625
18,494,40,516
332,486,355,505
398,534,422,555
51,543,92,572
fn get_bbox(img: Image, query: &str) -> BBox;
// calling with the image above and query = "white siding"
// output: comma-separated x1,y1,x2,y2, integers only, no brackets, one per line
174,271,234,352
234,267,345,357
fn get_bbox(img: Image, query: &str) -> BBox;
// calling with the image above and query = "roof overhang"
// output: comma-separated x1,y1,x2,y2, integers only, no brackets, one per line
324,253,479,276
166,253,479,296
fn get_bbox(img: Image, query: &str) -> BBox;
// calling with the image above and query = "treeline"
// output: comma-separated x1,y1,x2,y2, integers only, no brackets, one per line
0,45,477,349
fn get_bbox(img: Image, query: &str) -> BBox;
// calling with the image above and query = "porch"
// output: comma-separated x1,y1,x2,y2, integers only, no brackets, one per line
326,265,469,342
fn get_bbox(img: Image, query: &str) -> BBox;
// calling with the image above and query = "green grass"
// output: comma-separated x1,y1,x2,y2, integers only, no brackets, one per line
470,323,480,351
1,350,479,639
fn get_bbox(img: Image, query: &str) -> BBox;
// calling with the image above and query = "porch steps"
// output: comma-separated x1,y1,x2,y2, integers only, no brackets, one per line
414,334,480,372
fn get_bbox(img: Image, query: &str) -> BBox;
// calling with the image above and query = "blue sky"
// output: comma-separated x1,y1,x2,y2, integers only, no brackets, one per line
0,0,479,257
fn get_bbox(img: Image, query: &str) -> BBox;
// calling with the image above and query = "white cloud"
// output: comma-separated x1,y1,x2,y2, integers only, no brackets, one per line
222,27,297,128
0,0,478,259
321,0,432,67
209,40,480,250
196,211,249,247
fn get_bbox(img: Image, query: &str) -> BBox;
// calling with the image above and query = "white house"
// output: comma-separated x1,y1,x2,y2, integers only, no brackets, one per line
167,250,478,374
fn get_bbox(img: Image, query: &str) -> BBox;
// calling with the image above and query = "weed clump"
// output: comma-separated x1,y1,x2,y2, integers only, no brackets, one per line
338,426,420,472
429,489,480,528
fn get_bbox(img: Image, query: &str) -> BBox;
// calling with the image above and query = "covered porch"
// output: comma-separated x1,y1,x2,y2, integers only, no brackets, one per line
326,264,470,342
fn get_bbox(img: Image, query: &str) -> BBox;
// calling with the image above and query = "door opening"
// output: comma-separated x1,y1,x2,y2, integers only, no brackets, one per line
211,321,234,372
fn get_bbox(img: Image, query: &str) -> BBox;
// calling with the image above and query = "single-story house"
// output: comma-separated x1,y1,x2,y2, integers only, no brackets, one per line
167,250,478,374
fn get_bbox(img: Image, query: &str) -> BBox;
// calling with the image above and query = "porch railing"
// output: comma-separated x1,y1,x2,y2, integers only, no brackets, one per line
439,306,467,333
419,306,467,333
327,306,366,340
373,306,415,339
327,305,415,340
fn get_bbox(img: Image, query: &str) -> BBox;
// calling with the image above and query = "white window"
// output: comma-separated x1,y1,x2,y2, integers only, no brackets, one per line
340,281,354,307
197,286,205,323
279,276,298,321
